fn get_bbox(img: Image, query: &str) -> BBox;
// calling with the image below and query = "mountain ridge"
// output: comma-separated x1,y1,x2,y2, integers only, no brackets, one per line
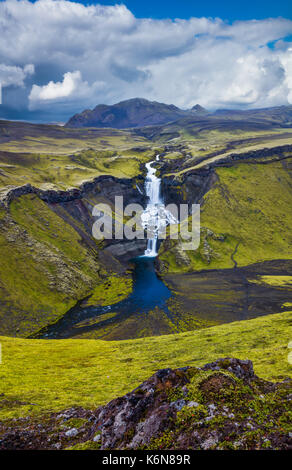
66,98,292,129
65,98,208,129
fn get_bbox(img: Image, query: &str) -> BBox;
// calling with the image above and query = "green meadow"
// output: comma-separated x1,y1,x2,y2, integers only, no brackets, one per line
0,310,291,419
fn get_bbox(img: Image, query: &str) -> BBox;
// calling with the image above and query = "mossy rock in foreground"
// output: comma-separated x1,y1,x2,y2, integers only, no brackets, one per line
0,358,291,450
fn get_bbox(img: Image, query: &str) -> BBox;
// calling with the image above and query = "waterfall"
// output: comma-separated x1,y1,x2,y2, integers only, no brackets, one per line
141,155,177,257
143,156,161,256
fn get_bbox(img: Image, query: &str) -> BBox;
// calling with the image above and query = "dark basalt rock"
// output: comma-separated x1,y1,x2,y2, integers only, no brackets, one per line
162,169,217,207
0,358,291,450
202,357,255,380
0,174,146,207
103,239,147,262
161,143,292,208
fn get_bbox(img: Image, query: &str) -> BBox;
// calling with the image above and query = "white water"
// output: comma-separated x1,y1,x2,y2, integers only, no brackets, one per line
141,155,177,257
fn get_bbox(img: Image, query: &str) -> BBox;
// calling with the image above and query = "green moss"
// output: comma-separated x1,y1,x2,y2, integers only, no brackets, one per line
86,276,132,306
176,403,208,425
61,418,87,429
159,161,292,272
278,411,292,432
146,430,176,450
167,387,185,403
145,368,292,450
217,440,238,450
0,194,103,336
249,275,292,288
65,440,101,450
0,310,291,419
0,124,153,189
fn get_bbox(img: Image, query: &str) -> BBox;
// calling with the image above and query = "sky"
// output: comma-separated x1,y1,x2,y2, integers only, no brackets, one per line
73,1,292,22
0,0,292,122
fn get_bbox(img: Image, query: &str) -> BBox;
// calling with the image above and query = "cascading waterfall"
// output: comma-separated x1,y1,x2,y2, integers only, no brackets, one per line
42,155,174,338
141,155,177,257
144,157,161,256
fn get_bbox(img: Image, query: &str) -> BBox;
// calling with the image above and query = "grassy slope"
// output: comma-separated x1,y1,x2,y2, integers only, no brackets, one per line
0,310,291,419
0,147,152,190
1,120,291,189
159,160,292,272
0,120,149,154
0,194,131,337
167,132,292,176
0,121,154,190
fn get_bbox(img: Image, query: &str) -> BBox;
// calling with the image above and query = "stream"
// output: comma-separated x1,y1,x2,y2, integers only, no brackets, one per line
41,155,173,339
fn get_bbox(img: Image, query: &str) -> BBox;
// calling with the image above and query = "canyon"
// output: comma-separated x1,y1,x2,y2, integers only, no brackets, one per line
0,127,291,339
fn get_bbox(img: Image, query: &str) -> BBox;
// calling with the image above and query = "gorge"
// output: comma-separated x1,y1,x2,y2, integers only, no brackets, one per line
36,156,175,339
22,143,291,341
0,111,291,343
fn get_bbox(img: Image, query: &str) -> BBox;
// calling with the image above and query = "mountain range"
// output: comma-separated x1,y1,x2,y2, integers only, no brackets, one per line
65,98,292,129
65,98,208,128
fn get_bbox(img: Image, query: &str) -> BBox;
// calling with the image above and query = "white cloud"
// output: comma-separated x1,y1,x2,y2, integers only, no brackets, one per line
28,70,106,110
0,0,292,118
29,71,83,101
280,48,292,103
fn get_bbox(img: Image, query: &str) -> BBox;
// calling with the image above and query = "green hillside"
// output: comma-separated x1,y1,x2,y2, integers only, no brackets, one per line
159,159,292,272
0,193,133,337
0,310,291,419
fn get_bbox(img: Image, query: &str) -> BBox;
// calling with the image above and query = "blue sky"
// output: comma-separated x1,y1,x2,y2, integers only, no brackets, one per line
28,0,292,21
0,0,292,122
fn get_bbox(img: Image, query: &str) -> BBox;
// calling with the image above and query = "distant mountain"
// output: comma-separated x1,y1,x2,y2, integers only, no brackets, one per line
190,104,208,115
66,98,292,129
213,105,292,126
66,98,192,129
